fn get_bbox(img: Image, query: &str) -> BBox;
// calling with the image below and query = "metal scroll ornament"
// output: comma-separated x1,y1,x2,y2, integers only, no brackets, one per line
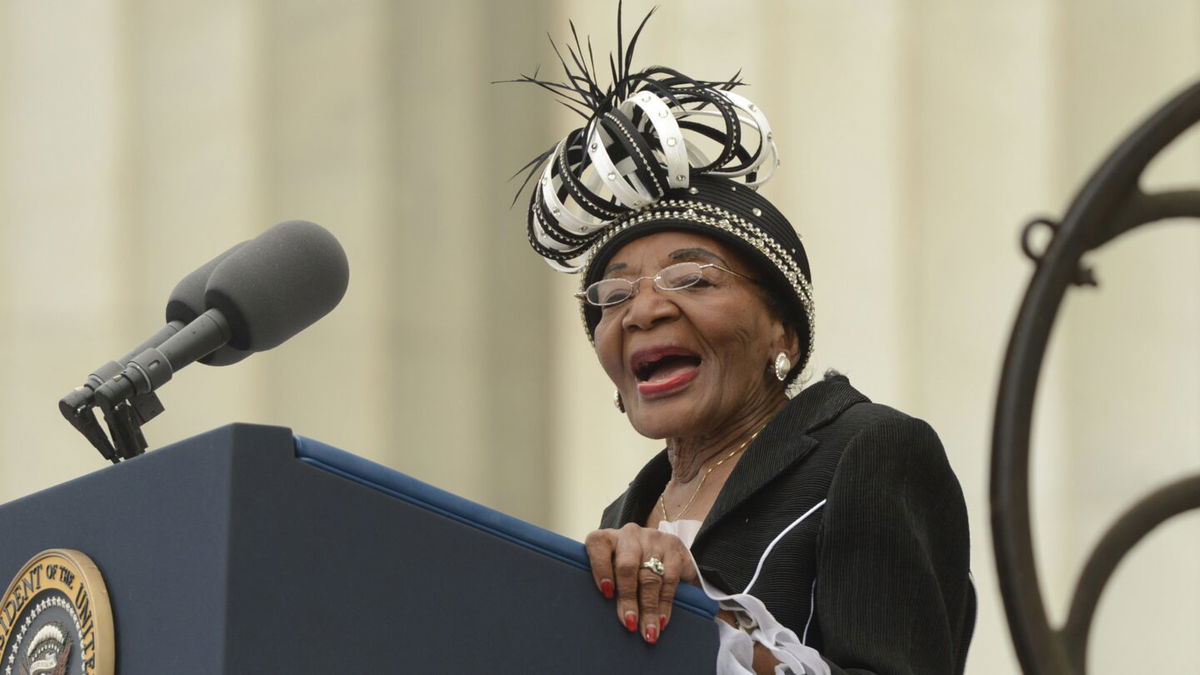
992,77,1200,673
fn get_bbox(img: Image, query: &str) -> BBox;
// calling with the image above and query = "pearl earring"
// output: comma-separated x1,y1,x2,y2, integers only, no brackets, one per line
773,352,791,382
613,390,625,413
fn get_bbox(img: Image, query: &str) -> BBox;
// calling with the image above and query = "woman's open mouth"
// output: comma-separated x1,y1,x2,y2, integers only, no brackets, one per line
630,347,702,398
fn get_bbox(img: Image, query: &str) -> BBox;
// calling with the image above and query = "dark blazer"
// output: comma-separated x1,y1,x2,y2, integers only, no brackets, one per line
600,374,975,675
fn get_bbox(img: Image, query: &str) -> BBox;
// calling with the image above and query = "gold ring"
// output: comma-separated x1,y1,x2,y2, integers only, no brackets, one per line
641,556,665,576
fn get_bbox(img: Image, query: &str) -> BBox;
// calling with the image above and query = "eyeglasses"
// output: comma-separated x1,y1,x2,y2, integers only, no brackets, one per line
576,261,757,308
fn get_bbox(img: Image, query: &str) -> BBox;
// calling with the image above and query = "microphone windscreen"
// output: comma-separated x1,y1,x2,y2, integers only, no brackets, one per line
204,220,349,352
166,242,245,324
165,241,253,367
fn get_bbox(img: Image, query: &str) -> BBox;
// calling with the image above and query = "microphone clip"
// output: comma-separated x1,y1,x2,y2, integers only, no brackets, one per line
94,390,165,462
59,382,166,464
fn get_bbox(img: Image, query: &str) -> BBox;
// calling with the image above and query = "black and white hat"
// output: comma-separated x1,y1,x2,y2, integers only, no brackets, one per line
514,7,815,376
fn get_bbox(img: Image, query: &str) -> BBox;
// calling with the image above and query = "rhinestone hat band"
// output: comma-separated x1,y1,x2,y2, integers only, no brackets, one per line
576,178,816,380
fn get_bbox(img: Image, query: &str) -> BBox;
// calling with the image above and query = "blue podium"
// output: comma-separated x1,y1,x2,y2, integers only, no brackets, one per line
0,425,718,674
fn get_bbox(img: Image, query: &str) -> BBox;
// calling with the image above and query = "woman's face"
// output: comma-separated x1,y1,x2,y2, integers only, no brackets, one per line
593,231,798,440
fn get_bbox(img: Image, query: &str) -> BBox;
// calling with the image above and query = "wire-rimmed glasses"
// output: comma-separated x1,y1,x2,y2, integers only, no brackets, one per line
575,261,756,308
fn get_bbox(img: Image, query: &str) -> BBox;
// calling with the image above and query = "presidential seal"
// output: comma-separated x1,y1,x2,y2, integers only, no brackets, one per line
0,550,113,675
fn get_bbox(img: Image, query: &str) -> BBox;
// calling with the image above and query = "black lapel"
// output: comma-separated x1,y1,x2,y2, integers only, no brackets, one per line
612,449,672,526
694,375,868,544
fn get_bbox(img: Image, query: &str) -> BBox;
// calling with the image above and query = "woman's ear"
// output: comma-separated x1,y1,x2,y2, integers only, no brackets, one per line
769,317,803,370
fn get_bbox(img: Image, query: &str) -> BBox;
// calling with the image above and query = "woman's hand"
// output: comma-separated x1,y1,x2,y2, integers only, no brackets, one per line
716,611,781,674
585,523,698,644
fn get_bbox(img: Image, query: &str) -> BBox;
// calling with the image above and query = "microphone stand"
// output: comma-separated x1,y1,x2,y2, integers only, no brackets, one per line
58,322,185,462
94,390,166,462
60,383,166,464
59,387,118,462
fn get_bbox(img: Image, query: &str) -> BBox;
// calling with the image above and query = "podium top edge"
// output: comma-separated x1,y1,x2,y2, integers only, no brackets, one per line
291,434,718,619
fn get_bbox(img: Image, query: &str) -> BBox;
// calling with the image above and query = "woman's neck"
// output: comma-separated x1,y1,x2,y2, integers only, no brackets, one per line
665,395,787,484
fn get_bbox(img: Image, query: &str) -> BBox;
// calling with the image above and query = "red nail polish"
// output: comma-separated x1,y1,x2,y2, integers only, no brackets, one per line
600,579,614,599
624,611,638,632
645,624,658,644
659,615,667,630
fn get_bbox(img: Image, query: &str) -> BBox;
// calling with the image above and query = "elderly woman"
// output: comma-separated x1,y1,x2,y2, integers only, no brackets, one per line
517,12,974,674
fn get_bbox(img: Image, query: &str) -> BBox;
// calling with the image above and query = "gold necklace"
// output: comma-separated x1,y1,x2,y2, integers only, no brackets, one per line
659,427,764,522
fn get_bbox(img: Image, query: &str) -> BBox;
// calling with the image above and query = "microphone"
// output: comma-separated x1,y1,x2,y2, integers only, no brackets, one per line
165,243,253,367
93,220,349,405
165,241,246,325
58,241,249,459
205,219,350,351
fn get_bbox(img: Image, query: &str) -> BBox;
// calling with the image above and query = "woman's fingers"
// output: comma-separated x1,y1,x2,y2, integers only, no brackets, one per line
612,524,645,633
584,529,616,599
637,556,665,643
584,525,698,644
656,552,683,633
654,535,697,634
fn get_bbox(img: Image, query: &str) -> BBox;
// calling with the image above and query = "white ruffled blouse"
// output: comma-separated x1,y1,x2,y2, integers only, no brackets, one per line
658,517,831,675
